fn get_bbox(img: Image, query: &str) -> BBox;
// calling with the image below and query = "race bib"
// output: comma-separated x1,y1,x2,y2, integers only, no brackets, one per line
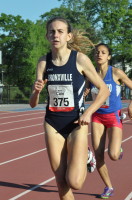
100,97,109,108
91,87,109,108
48,84,75,112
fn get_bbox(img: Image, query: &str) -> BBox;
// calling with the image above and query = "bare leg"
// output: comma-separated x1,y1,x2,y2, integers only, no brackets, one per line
44,122,88,200
92,122,113,188
66,125,88,190
44,122,74,200
108,127,122,160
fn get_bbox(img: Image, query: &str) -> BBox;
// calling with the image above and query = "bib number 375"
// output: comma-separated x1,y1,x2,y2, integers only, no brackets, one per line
48,85,74,112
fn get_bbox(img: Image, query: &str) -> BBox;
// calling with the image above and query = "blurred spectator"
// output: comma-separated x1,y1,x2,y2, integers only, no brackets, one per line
125,85,130,99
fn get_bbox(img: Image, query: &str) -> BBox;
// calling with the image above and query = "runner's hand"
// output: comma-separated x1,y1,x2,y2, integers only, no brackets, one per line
84,88,90,97
34,79,47,94
74,112,91,125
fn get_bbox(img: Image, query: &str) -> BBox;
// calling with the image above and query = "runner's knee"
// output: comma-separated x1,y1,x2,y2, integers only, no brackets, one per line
66,175,84,190
108,151,119,161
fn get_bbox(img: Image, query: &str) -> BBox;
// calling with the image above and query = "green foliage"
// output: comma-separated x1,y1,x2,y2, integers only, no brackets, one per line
0,13,50,88
0,0,131,104
59,0,132,71
41,6,98,51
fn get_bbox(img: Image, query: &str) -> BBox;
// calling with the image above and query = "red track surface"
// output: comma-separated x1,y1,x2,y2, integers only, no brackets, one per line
0,106,131,200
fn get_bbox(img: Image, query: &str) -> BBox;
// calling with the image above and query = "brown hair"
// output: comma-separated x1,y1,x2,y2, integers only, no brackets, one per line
46,16,95,54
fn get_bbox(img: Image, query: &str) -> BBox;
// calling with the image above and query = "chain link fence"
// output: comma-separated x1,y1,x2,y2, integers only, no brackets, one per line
0,85,131,104
0,85,48,104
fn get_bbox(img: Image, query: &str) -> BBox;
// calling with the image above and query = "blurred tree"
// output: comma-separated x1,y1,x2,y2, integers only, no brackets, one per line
0,13,33,86
59,0,132,72
0,14,49,88
41,6,99,57
0,0,131,90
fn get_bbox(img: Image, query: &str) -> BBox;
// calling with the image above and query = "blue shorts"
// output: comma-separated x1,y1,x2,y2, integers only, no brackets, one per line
92,110,123,129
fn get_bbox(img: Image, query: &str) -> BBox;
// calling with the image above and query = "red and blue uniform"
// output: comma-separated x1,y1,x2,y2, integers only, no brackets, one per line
91,66,122,128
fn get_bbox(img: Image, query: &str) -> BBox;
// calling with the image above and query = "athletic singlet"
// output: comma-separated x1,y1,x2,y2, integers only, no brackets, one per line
91,66,122,114
44,50,85,117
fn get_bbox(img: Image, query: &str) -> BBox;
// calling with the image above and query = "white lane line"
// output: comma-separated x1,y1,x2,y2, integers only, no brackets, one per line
0,148,46,166
0,134,132,166
1,133,131,199
7,134,132,200
0,132,44,145
9,177,55,200
105,136,132,152
0,123,43,133
124,192,132,200
0,116,43,125
0,120,130,133
0,118,130,143
0,111,14,114
0,134,92,166
0,134,131,166
122,136,132,142
0,111,44,119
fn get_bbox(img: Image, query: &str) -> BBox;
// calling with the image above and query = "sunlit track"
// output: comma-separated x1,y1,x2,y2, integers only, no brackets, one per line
0,118,130,144
0,107,127,119
105,135,132,152
9,177,56,200
0,135,131,166
0,102,131,200
0,111,45,119
0,123,43,133
0,132,44,145
122,136,132,142
0,119,130,133
0,116,44,125
0,148,46,166
124,192,132,200
0,111,15,114
124,119,132,123
1,135,131,200
9,183,132,200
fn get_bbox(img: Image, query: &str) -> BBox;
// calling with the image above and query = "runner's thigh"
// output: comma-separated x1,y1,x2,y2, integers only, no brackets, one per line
108,127,122,157
66,125,88,182
44,122,67,174
92,122,106,152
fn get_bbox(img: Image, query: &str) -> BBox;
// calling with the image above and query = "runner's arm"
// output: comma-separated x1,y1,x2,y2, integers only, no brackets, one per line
128,100,132,120
76,52,110,124
29,56,46,108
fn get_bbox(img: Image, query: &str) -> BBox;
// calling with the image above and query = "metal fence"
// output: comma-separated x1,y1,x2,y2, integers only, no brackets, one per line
0,85,131,104
0,85,48,104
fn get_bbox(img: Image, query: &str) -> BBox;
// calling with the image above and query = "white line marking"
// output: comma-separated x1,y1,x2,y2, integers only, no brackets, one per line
7,133,132,200
0,111,15,114
0,132,44,145
0,148,46,166
0,116,43,125
124,192,132,200
0,135,131,166
0,123,43,133
9,177,55,200
105,136,132,152
124,119,132,123
122,136,132,142
0,111,44,119
2,114,131,199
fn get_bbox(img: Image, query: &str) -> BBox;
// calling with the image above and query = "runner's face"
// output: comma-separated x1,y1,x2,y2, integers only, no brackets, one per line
46,20,72,49
95,45,111,65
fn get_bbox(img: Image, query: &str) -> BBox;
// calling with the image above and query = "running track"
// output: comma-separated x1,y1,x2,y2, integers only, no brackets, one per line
0,102,131,200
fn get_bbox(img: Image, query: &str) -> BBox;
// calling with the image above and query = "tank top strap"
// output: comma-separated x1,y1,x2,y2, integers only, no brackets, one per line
62,50,76,68
104,65,113,81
